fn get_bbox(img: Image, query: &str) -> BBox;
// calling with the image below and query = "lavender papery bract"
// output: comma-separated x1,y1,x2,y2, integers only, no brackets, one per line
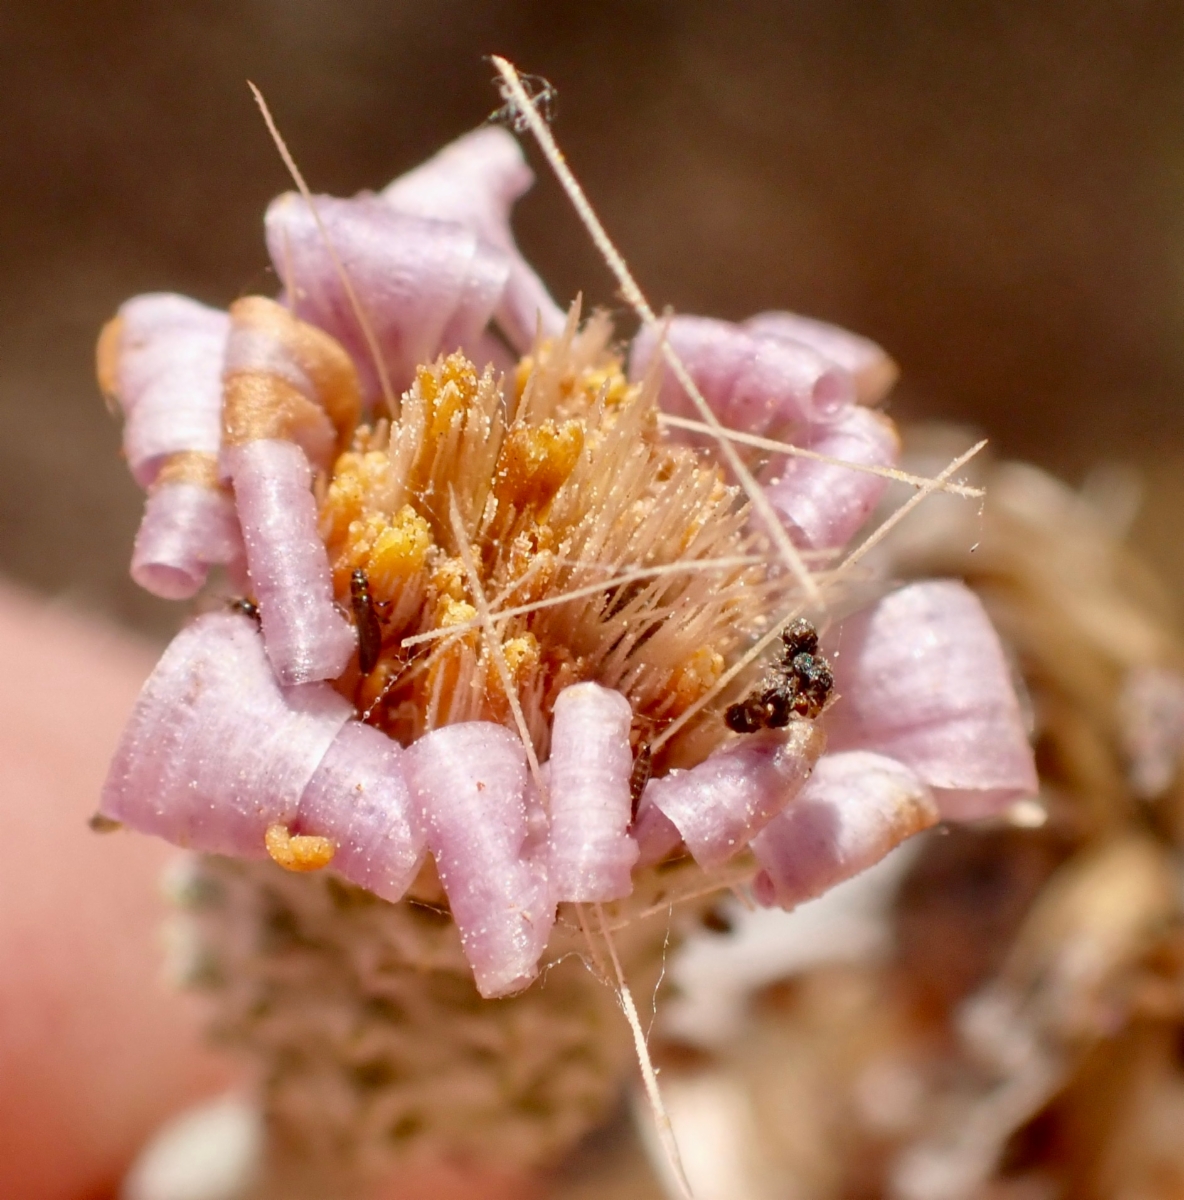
100,292,241,599
401,722,555,999
381,125,566,350
632,802,684,867
630,314,852,438
265,193,511,404
106,293,229,486
762,403,899,550
750,750,939,910
296,721,426,904
744,310,899,406
382,126,534,251
547,682,639,902
130,481,244,600
101,611,352,855
636,723,823,870
224,438,355,685
824,580,1039,819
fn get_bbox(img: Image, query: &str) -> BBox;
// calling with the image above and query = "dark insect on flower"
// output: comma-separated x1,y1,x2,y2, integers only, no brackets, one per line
787,652,835,720
227,596,260,623
350,568,383,676
779,617,820,661
724,694,769,734
725,619,833,731
629,740,653,818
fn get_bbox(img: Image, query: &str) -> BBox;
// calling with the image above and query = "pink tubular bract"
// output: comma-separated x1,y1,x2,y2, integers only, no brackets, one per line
630,314,853,437
265,192,539,407
636,723,823,870
824,580,1039,820
130,481,244,601
401,722,555,999
744,310,899,406
761,403,900,550
296,720,425,904
223,438,356,686
381,125,566,350
109,293,230,486
547,682,639,902
751,750,939,909
100,611,352,856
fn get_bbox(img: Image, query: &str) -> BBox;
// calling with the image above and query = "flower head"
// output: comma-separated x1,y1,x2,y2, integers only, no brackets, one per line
97,120,1035,1010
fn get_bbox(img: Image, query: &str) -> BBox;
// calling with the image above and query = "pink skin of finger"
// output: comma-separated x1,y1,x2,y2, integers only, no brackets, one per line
0,582,235,1200
0,582,547,1200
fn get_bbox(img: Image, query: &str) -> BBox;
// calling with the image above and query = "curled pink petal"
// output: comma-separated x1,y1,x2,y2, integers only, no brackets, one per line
547,682,639,902
745,311,899,406
401,723,555,998
131,480,244,600
224,438,356,685
382,126,534,250
825,581,1038,820
630,316,852,436
104,294,229,487
265,193,510,403
100,611,352,855
637,723,822,869
751,751,938,910
381,126,565,348
632,802,683,867
762,404,899,550
296,721,426,903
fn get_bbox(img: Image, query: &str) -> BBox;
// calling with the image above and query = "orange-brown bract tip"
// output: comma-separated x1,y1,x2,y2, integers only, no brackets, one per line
95,314,123,411
224,296,362,454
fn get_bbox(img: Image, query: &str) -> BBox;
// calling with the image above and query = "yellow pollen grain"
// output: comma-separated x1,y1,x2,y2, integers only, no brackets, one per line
331,512,389,591
669,646,725,711
436,597,477,628
580,365,631,407
418,354,479,433
501,633,540,680
432,558,467,603
494,420,584,511
321,449,392,546
368,505,432,590
265,824,336,873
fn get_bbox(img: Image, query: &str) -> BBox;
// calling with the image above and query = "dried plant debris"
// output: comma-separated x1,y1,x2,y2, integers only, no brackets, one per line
96,111,1035,1194
648,436,1184,1200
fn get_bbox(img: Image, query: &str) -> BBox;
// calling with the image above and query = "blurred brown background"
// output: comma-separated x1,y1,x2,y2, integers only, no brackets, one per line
4,0,1184,640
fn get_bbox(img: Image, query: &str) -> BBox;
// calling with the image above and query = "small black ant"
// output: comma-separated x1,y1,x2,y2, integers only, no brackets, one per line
725,618,834,733
351,568,384,676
